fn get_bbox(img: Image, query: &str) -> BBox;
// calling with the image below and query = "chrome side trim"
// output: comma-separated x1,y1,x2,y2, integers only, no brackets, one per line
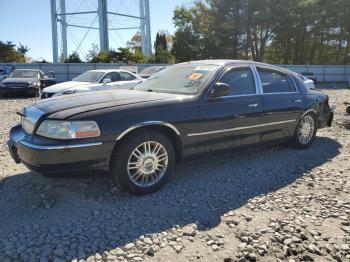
300,109,317,119
19,141,102,150
116,121,181,141
187,120,296,137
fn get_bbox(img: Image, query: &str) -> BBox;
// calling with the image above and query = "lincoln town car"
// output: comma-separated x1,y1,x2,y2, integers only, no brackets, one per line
8,60,333,195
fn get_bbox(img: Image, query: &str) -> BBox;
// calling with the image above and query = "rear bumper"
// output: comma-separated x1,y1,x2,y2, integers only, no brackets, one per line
8,125,114,174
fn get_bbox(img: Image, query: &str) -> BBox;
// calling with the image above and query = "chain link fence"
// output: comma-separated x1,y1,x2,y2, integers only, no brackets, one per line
0,63,349,83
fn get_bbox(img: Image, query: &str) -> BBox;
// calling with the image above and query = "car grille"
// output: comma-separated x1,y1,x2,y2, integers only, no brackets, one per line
21,106,45,134
41,92,54,99
5,83,29,88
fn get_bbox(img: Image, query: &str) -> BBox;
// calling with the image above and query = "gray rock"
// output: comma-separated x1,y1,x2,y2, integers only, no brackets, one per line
211,245,219,251
124,243,135,251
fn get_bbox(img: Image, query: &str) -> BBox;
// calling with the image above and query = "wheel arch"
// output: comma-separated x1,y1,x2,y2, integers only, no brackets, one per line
300,108,319,129
112,121,183,162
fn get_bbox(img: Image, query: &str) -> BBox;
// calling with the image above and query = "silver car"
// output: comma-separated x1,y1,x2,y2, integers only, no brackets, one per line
41,69,143,99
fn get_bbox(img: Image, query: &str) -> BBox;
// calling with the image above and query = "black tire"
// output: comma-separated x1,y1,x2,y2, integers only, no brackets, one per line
110,129,175,195
292,112,317,149
346,106,350,115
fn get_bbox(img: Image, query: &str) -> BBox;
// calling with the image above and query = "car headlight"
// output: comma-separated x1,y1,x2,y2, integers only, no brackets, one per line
36,120,100,139
28,82,39,88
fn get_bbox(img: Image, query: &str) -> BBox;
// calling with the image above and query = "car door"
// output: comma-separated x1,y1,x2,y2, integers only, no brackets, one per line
99,72,120,90
254,66,304,141
195,66,264,154
117,71,142,89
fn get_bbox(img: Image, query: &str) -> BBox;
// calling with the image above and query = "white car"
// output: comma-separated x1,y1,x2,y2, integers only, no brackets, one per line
297,74,315,90
41,69,143,99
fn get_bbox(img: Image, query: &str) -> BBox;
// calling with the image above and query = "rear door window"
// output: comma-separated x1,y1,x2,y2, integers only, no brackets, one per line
119,72,135,81
257,68,297,94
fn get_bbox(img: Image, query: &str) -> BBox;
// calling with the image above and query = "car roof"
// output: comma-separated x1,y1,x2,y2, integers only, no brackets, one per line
180,59,295,75
88,69,132,73
13,69,40,71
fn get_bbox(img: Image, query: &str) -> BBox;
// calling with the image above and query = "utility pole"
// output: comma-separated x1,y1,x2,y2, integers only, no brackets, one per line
98,0,109,51
144,0,152,56
60,0,68,60
139,0,147,55
50,0,58,63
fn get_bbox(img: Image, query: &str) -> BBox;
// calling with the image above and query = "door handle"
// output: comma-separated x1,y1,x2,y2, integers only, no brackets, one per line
248,103,258,108
294,99,302,103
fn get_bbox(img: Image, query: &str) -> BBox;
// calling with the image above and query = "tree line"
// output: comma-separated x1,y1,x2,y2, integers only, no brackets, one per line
171,0,350,64
1,0,349,65
62,31,174,64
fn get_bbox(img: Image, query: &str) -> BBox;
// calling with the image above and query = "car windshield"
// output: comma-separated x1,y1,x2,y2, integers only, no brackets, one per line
9,70,38,78
139,66,165,75
134,64,219,95
72,71,105,82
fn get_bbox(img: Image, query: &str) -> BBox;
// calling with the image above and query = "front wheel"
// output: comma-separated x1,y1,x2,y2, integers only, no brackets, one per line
110,129,175,195
292,113,317,149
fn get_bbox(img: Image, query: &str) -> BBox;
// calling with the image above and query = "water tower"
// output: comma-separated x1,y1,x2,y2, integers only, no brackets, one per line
50,0,152,63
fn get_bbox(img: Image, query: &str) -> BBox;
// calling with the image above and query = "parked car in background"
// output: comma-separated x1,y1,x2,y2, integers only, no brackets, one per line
138,66,167,79
301,72,318,84
8,60,333,195
0,69,55,97
41,69,143,99
119,66,138,74
297,74,315,90
0,64,15,82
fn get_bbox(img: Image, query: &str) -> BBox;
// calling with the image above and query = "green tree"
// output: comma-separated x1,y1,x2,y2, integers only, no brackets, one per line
154,32,173,63
17,43,29,56
171,0,350,64
86,44,99,62
64,52,83,63
88,48,147,64
171,6,201,62
0,41,26,62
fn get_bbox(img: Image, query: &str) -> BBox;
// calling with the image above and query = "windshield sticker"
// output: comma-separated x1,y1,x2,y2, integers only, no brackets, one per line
188,73,204,81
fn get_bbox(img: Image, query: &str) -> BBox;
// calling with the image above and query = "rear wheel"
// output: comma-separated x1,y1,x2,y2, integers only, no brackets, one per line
110,129,175,195
292,113,317,149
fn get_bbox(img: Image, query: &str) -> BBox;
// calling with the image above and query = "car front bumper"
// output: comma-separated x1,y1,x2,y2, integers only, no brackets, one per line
0,87,38,95
8,125,114,174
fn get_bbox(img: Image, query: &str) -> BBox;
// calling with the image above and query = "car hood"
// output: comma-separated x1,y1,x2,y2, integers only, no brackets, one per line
43,81,93,93
30,89,185,117
2,77,37,83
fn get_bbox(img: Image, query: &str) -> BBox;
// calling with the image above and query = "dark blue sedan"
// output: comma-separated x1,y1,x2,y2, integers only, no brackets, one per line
8,60,333,195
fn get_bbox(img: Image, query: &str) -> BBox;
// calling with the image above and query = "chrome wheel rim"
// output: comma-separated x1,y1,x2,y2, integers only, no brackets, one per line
127,141,168,187
298,115,314,144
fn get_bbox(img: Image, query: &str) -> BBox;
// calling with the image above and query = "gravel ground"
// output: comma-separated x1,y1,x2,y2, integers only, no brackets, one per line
0,88,349,262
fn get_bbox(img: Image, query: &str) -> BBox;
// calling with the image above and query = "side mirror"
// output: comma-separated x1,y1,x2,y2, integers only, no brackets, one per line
103,78,111,84
45,71,55,79
209,82,231,98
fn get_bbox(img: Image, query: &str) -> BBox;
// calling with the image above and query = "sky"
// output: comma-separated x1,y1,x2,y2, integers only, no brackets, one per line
0,0,193,62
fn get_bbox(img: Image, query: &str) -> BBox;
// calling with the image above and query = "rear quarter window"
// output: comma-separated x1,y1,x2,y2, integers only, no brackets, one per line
258,68,297,94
